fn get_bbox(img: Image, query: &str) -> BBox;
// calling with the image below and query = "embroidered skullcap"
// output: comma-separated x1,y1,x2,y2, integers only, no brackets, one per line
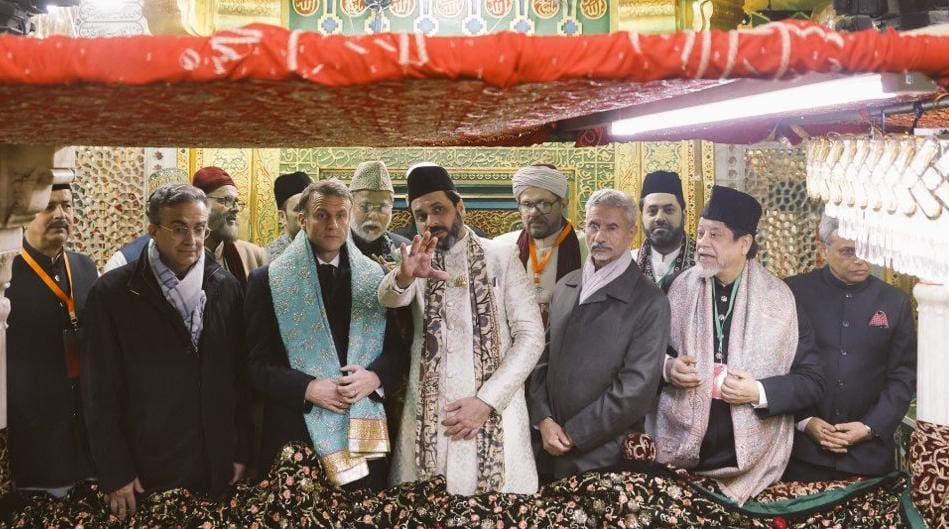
640,170,685,208
512,164,568,200
273,171,312,209
406,163,455,205
192,166,236,194
702,185,762,235
350,161,394,193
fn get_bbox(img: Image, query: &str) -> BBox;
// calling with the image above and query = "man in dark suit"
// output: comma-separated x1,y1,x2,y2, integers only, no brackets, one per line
82,183,251,520
783,212,917,481
7,183,97,497
245,179,405,491
528,188,670,479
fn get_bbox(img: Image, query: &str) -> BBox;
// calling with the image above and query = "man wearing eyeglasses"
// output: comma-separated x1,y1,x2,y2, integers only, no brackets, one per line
782,212,916,482
494,164,587,325
192,166,268,288
348,161,409,264
348,161,413,446
81,183,252,520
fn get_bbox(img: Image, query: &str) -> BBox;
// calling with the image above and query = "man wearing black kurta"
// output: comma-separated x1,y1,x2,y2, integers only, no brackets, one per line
7,183,96,496
246,180,404,491
783,213,916,481
657,186,824,503
82,184,251,520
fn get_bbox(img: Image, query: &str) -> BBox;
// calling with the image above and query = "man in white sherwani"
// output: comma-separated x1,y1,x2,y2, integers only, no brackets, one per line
378,164,545,495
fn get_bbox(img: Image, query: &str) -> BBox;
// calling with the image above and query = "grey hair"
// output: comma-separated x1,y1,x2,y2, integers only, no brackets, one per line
295,179,353,213
146,183,208,225
818,212,839,245
585,188,637,227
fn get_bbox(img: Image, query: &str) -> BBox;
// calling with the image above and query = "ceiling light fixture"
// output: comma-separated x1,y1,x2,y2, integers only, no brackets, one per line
609,73,937,137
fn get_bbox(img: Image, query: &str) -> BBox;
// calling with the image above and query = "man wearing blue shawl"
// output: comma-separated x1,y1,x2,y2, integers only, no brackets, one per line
245,180,405,490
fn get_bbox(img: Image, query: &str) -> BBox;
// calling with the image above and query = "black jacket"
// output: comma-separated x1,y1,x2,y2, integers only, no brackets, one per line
81,247,252,496
245,252,407,472
7,242,97,488
786,267,916,476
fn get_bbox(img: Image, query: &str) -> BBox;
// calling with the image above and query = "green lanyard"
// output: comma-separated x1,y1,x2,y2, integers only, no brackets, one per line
712,275,741,362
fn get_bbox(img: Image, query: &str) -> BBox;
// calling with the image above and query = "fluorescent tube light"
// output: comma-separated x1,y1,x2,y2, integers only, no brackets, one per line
610,74,909,137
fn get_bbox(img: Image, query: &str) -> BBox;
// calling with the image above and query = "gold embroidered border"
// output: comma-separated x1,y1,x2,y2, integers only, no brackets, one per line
349,418,390,454
321,451,370,486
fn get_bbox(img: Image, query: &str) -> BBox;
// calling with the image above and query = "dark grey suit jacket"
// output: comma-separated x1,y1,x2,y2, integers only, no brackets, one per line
528,261,670,479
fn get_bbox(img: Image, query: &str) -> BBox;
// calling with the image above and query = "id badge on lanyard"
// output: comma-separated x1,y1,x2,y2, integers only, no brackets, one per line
711,276,741,400
20,248,81,379
62,325,81,379
711,363,728,400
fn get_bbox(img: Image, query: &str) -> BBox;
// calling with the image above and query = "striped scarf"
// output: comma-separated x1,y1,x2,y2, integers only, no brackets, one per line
147,240,207,348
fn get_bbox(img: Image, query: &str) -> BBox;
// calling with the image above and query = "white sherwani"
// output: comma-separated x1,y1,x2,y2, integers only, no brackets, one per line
494,229,581,306
378,231,545,495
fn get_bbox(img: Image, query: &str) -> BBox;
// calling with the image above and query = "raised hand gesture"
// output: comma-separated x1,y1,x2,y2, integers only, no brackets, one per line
395,231,449,288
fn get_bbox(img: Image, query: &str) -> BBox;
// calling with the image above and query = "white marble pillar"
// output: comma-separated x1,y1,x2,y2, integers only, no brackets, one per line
0,145,75,492
909,282,949,529
914,283,949,427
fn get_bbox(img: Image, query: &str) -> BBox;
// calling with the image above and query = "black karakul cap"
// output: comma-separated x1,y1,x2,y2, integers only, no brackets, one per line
640,170,685,207
274,171,312,209
701,185,762,235
406,164,456,205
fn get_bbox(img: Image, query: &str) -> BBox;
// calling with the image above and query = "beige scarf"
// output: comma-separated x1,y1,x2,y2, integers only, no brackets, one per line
655,260,797,505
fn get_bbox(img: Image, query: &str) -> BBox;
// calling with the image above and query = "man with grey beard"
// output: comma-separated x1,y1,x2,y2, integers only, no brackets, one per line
655,186,822,504
192,166,268,288
348,161,412,447
348,161,409,264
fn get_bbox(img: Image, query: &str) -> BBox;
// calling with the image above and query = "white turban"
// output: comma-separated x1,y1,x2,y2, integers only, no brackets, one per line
512,165,568,199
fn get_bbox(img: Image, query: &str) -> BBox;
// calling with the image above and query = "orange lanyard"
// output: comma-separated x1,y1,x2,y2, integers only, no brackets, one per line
528,220,573,285
20,247,77,326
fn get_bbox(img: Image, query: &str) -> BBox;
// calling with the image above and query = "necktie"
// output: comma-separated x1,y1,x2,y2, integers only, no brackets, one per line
317,263,337,292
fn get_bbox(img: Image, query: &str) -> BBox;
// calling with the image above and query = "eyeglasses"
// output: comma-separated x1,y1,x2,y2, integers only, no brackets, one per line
357,202,393,214
208,196,244,209
157,224,211,240
517,200,559,215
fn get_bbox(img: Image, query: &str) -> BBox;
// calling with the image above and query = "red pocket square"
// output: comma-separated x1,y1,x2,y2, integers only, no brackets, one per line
869,310,889,328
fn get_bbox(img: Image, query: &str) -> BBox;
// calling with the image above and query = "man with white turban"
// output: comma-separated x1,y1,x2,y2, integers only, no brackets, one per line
495,164,587,324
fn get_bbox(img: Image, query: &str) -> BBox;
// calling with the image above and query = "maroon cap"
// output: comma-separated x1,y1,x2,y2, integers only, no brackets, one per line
192,166,236,194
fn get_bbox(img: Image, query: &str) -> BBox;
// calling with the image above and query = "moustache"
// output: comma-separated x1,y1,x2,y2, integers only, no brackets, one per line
47,221,69,230
591,243,611,252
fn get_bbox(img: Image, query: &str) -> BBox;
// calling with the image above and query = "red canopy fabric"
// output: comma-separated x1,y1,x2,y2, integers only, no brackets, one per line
0,21,947,147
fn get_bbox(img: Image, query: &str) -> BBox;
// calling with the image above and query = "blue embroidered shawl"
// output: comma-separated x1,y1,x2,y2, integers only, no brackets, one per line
269,233,389,486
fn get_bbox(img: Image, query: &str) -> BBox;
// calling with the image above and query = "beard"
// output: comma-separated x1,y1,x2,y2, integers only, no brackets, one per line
209,209,239,242
432,213,465,251
526,216,561,239
695,260,720,278
352,219,385,242
695,251,728,279
647,223,684,249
